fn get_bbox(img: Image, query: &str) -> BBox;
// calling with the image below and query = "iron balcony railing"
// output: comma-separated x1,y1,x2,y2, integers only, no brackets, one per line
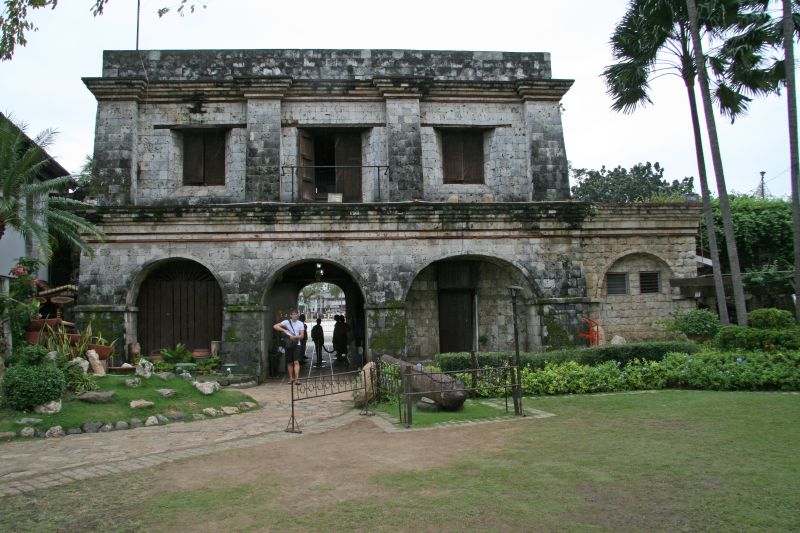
280,165,390,203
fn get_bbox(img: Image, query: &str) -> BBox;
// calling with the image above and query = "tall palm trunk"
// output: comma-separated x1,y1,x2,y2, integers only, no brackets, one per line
685,78,730,323
685,0,749,325
783,0,800,322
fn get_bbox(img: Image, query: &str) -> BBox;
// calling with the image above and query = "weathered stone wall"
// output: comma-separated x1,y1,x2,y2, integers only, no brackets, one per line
91,100,138,205
524,101,570,201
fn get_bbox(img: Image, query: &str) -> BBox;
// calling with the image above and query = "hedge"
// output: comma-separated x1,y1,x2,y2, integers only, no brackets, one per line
435,341,700,371
715,325,800,352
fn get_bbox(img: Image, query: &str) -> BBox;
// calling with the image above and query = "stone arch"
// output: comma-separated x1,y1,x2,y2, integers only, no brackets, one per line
126,255,226,308
260,257,368,305
594,250,675,300
404,253,538,358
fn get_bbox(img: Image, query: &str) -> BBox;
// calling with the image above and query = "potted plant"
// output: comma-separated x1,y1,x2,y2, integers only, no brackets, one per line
87,327,117,361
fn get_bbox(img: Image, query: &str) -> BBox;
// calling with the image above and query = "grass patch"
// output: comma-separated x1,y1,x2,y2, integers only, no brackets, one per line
0,375,255,436
374,398,515,426
1,391,798,531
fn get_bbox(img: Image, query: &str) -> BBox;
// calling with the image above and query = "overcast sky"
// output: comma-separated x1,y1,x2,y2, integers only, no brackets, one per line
0,0,794,197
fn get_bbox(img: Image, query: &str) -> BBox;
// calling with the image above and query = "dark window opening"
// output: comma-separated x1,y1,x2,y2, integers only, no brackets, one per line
442,130,484,184
639,272,660,294
607,273,628,295
298,129,362,202
183,130,226,186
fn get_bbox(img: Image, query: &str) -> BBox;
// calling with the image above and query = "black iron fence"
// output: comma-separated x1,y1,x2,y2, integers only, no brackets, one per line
286,366,376,433
280,165,390,203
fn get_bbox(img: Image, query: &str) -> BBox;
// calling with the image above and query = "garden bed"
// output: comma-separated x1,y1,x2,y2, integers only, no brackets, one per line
374,398,515,427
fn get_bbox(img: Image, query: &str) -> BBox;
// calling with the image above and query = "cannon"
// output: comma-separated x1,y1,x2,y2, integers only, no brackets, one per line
381,355,467,411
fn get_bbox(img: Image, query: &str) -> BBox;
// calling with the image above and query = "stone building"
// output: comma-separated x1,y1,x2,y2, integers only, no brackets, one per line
77,49,700,378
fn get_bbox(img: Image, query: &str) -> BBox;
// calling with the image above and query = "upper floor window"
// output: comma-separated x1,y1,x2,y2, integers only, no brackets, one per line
183,130,226,186
442,130,484,184
606,272,628,295
639,272,661,294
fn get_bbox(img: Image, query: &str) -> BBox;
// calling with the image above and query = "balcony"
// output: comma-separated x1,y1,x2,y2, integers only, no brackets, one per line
280,165,390,203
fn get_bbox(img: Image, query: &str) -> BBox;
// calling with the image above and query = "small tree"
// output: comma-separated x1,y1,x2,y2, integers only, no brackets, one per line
571,162,694,203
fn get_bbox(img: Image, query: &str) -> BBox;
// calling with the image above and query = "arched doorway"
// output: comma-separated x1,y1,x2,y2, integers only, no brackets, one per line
136,259,223,356
263,260,365,378
405,256,536,358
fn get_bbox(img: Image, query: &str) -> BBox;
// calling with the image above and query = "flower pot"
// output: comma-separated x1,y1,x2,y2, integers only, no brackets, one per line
149,354,164,362
27,317,62,332
26,330,47,346
88,343,113,360
192,348,211,360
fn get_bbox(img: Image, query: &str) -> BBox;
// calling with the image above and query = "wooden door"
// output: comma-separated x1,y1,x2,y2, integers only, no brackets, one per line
298,131,315,201
438,290,475,353
136,261,223,356
335,132,362,202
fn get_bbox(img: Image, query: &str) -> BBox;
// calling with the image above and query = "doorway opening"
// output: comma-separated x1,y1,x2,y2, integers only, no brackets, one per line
298,129,363,202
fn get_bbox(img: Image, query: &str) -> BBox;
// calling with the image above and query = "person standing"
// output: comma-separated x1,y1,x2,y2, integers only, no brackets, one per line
299,313,309,365
311,317,325,367
273,309,304,384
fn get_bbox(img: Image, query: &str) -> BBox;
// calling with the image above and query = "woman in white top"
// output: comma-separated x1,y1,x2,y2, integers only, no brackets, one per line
273,309,304,384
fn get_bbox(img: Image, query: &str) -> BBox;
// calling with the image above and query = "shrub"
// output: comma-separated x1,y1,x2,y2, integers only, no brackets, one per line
7,344,50,367
61,360,98,394
661,351,800,391
160,343,191,364
671,309,721,340
1,364,66,410
153,360,176,373
715,325,800,351
435,341,699,371
747,308,795,330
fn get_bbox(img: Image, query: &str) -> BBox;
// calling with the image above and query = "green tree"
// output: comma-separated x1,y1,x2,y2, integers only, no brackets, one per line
0,0,203,60
570,162,694,203
0,115,105,257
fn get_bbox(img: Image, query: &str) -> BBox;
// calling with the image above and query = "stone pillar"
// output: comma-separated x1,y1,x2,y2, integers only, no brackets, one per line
376,78,423,201
84,78,145,206
518,81,573,201
242,79,291,202
221,304,265,377
366,304,407,361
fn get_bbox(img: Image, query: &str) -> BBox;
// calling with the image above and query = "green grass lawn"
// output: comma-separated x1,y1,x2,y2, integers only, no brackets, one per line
374,397,516,426
0,374,255,435
1,391,798,532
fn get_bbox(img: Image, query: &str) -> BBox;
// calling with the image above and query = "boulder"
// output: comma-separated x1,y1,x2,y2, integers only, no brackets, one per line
155,414,169,424
136,359,154,378
115,421,129,430
156,388,176,398
71,358,90,374
194,381,221,395
129,418,143,428
180,371,193,380
220,406,240,415
34,400,62,414
130,399,155,409
0,432,15,441
67,427,82,435
610,335,627,345
168,411,187,421
20,427,35,437
353,361,377,407
416,396,440,412
155,372,173,380
125,377,141,388
144,416,159,426
99,423,114,432
15,417,42,426
81,422,103,433
86,349,105,376
202,407,219,417
76,391,115,404
238,401,257,411
47,351,58,362
45,426,65,438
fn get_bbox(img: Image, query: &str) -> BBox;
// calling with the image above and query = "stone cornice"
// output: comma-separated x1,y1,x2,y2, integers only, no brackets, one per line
517,79,575,101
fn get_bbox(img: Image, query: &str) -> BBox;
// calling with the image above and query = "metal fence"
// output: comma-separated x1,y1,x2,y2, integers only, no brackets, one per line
285,366,375,433
280,165,390,203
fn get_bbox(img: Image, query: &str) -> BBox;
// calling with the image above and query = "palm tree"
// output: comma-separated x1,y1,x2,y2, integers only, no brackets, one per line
0,115,105,259
783,0,800,321
604,0,743,323
684,0,749,325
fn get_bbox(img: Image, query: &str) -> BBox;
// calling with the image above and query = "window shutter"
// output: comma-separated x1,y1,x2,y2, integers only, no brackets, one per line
203,131,226,186
607,273,628,295
442,131,464,183
462,131,484,184
639,272,660,294
183,132,205,185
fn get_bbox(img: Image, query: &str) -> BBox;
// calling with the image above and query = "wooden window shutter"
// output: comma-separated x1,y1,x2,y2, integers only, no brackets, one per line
442,131,464,183
462,131,484,184
183,132,205,185
203,131,226,185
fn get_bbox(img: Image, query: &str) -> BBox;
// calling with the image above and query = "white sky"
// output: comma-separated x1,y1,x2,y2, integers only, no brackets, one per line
0,0,794,197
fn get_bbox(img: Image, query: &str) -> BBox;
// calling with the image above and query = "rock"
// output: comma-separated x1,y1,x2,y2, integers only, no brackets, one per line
202,407,219,417
47,351,58,362
20,427,35,437
15,417,42,426
180,371,193,380
35,430,46,438
220,406,240,415
155,372,173,380
125,377,141,388
416,396,440,412
115,421,129,430
130,399,155,409
71,358,90,374
0,431,15,441
45,426,65,438
353,361,377,407
155,414,169,424
99,423,114,432
76,391,115,403
156,388,176,398
67,427,82,435
34,400,62,414
610,335,627,345
129,418,143,428
194,381,220,395
136,359,154,378
192,414,206,420
168,411,187,421
81,422,103,433
86,349,105,376
144,416,159,426
238,401,257,411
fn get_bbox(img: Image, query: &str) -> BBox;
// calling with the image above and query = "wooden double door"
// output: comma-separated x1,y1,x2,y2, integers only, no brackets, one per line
299,129,362,202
